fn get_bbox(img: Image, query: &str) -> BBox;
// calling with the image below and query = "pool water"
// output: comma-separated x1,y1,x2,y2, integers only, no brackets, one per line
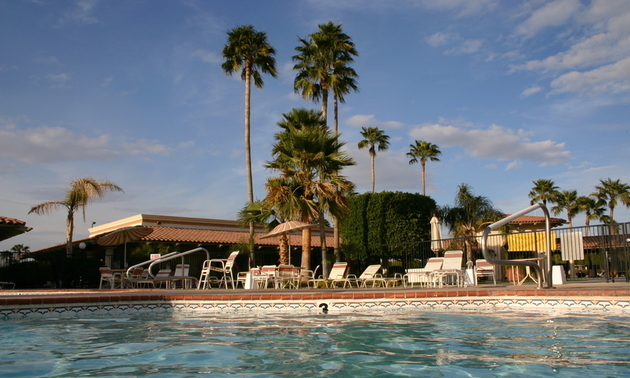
1,311,629,377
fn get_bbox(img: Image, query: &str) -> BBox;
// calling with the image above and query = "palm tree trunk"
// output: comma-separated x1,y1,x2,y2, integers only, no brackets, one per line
279,234,290,265
301,228,311,270
244,65,255,267
421,161,426,196
370,153,375,192
319,213,328,278
65,212,74,258
333,95,339,134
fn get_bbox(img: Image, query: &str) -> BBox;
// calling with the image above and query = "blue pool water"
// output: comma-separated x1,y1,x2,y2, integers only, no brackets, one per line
1,311,629,377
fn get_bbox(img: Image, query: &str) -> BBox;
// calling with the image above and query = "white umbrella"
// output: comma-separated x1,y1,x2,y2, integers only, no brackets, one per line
97,226,153,268
259,221,317,239
430,215,444,255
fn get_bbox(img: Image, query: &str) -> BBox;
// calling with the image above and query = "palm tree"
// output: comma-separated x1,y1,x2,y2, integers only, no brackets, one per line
222,25,277,265
440,183,503,262
592,178,630,223
578,196,606,236
238,201,287,264
265,108,355,276
358,127,390,192
29,177,123,257
407,140,441,196
528,179,560,207
293,21,358,130
551,190,581,228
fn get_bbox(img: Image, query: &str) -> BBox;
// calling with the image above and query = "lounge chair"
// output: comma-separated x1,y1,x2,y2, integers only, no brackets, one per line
170,264,198,289
432,250,466,288
403,258,443,287
0,281,15,289
475,259,496,285
339,265,385,288
308,262,348,288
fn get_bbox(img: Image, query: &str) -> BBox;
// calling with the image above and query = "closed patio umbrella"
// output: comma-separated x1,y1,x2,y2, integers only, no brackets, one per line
430,215,444,256
97,226,153,268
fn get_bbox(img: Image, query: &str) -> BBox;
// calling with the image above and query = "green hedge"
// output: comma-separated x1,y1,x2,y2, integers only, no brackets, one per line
340,191,437,261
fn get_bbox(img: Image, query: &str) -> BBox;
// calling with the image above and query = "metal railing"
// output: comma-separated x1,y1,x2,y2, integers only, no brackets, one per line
481,203,551,289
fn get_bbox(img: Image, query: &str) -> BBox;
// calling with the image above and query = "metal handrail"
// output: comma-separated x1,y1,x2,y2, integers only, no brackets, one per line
146,247,210,278
481,203,553,289
126,251,179,279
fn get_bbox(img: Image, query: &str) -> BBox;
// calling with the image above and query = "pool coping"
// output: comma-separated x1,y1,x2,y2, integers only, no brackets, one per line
1,280,629,318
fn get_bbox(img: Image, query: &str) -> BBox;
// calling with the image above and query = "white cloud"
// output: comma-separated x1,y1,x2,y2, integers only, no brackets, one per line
521,86,543,97
409,123,571,165
426,32,456,47
550,56,630,94
60,0,100,25
0,122,175,163
191,49,222,64
345,114,404,129
445,39,483,55
419,0,500,17
515,0,581,38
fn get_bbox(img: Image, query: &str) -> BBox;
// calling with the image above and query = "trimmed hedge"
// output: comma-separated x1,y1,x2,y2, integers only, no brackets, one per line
340,191,437,261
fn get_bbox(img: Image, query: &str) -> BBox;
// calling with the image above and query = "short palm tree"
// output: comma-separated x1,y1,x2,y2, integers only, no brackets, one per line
592,178,630,223
29,177,123,257
528,179,560,207
265,108,355,276
358,127,390,192
222,25,277,265
440,183,503,262
551,190,581,228
407,140,441,195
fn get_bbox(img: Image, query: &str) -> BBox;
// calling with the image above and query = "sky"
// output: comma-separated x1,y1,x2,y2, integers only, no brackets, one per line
1,0,629,252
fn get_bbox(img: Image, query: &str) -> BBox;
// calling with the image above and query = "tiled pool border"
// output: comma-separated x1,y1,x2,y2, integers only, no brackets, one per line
2,286,630,319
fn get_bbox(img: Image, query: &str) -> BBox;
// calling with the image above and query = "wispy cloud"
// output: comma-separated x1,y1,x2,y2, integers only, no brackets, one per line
59,0,100,25
345,114,404,129
409,122,571,166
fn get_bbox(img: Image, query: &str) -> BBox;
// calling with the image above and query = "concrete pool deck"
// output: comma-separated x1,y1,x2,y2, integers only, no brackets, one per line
1,279,629,318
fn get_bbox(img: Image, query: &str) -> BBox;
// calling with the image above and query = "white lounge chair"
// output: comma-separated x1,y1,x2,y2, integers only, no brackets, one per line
403,258,443,287
340,265,385,288
432,251,466,288
309,262,348,288
475,259,496,285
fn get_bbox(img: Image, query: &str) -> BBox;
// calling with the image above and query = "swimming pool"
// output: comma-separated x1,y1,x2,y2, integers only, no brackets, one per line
2,311,629,377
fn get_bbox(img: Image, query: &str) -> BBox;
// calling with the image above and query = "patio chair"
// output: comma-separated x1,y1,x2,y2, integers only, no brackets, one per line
475,259,496,285
308,262,348,288
172,264,198,289
276,264,300,289
98,267,116,289
0,281,15,289
432,250,466,288
403,258,443,287
198,251,239,289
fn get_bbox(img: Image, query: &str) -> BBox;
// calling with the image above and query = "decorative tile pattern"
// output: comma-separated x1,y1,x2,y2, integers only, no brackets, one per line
2,295,630,319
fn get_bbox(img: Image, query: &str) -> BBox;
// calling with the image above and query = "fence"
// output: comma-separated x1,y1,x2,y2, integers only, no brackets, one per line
370,222,630,283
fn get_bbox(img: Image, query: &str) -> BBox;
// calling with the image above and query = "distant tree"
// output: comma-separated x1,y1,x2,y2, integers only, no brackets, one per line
29,177,123,257
407,140,441,195
440,183,503,262
222,24,278,266
551,190,581,228
578,196,607,235
528,179,560,207
592,178,630,223
358,127,390,192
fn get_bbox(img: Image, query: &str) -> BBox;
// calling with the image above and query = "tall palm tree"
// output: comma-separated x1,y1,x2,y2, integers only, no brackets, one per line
29,177,123,257
292,21,358,130
578,196,607,236
265,108,355,276
222,25,277,265
551,190,581,228
293,22,359,264
592,178,630,223
440,183,503,262
407,140,441,196
528,179,560,207
358,127,390,192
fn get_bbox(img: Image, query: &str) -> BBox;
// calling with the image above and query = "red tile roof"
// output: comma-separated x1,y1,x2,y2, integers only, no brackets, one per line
141,226,331,246
0,216,27,226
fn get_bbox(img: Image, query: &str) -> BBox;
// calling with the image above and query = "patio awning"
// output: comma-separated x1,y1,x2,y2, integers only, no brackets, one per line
506,232,557,252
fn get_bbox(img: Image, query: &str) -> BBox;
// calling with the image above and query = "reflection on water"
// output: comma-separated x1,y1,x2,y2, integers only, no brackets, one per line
1,311,630,377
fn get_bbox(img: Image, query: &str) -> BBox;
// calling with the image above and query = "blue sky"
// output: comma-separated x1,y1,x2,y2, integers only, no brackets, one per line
1,0,629,251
